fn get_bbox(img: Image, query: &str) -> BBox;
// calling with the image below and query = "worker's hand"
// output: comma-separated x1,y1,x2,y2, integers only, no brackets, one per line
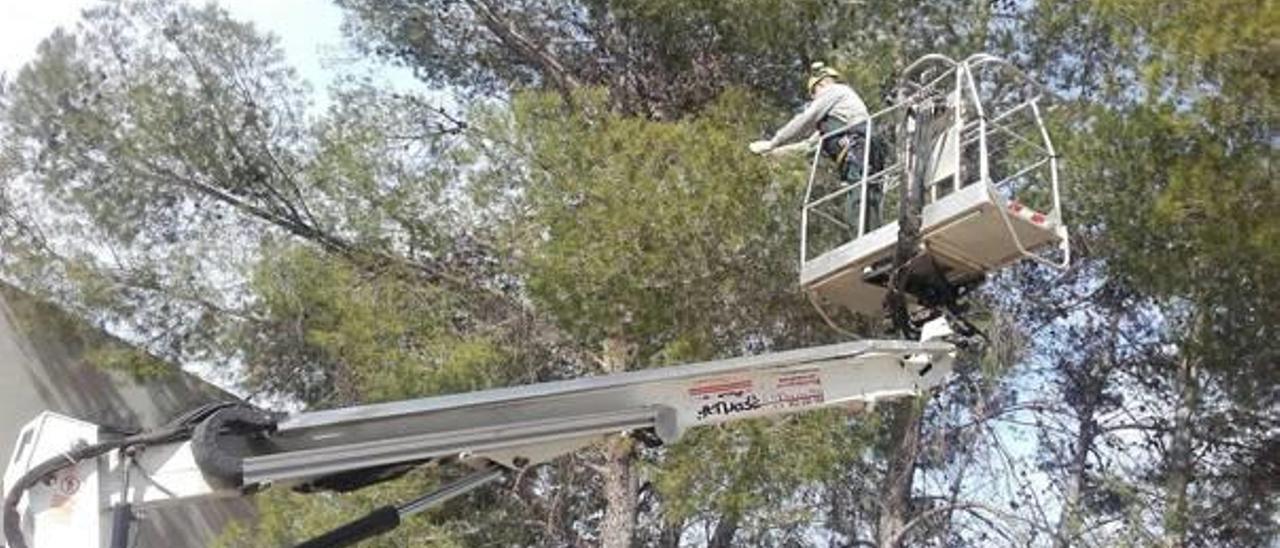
748,140,774,155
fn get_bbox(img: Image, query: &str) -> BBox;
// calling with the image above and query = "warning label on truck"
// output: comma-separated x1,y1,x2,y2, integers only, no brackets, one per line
688,370,824,422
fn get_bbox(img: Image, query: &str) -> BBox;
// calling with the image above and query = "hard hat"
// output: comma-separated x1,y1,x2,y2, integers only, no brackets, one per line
807,62,842,94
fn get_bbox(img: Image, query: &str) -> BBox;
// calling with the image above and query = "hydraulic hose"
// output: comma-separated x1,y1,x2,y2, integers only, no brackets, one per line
2,402,249,548
886,104,926,339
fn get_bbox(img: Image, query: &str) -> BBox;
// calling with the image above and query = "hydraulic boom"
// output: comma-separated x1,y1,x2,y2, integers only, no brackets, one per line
4,336,954,548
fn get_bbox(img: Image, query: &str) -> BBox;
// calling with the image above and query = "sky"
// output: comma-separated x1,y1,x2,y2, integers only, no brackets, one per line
0,0,417,105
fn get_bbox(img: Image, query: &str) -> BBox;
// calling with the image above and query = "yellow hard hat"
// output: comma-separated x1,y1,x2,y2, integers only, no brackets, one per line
807,62,842,94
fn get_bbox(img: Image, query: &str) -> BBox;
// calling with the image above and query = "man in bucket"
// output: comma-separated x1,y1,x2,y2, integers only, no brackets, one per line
750,62,885,231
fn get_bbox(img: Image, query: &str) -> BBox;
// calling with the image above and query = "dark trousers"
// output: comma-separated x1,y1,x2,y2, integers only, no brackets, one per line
831,128,885,235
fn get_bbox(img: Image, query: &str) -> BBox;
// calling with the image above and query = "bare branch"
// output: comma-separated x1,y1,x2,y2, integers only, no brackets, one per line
462,0,582,99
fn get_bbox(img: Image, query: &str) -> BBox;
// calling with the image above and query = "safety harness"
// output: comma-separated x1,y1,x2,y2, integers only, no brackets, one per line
817,116,856,170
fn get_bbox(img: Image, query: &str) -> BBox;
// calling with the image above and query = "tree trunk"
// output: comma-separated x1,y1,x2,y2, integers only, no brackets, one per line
1164,356,1197,548
656,517,683,548
707,513,740,548
1055,348,1108,548
464,0,583,99
598,336,638,548
1055,408,1097,548
600,436,638,548
827,474,860,544
878,398,925,548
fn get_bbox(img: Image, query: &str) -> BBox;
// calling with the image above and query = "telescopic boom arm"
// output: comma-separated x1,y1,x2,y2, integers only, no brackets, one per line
4,336,954,548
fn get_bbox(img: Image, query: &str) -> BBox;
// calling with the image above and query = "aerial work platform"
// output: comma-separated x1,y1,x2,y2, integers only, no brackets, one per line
801,180,1067,316
5,339,955,548
800,54,1070,319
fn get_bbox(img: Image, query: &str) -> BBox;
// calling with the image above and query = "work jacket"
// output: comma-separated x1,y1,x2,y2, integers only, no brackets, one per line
767,83,870,157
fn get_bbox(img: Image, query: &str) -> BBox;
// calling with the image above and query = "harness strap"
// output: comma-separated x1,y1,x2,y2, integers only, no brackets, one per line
818,115,854,169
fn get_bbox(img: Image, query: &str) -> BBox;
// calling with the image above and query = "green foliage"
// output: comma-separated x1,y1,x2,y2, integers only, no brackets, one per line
1093,0,1277,102
0,0,311,369
469,85,889,541
654,410,875,525
480,88,808,351
304,82,471,250
5,1,306,246
339,0,997,116
1052,0,1279,376
0,0,479,389
1017,0,1279,544
244,244,507,405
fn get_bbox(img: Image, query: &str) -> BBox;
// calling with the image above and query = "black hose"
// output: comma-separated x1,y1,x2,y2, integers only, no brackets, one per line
887,105,926,339
294,506,401,548
2,425,188,548
190,405,278,487
2,402,247,548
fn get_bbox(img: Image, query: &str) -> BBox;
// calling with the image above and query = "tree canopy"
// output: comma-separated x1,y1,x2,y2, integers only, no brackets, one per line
1,0,1275,546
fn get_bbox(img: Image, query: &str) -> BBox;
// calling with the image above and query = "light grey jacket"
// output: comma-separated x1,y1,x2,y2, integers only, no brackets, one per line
767,83,870,149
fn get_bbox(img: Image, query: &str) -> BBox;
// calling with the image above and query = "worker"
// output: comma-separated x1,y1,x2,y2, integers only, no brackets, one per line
749,62,884,231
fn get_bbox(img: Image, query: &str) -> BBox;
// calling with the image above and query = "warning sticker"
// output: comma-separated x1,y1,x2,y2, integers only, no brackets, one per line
688,370,825,422
771,371,824,409
49,467,82,510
